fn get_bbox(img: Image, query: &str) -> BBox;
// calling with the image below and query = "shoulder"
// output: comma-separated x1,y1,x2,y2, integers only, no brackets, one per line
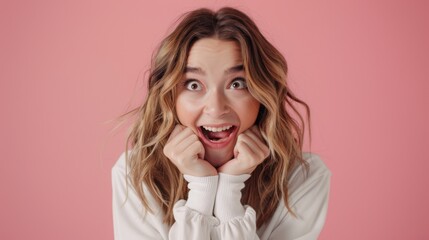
112,152,163,212
258,154,331,238
301,152,331,177
111,152,150,200
287,153,331,201
111,152,131,198
112,151,128,174
112,153,169,239
289,152,330,180
112,151,137,184
111,151,149,195
111,152,128,193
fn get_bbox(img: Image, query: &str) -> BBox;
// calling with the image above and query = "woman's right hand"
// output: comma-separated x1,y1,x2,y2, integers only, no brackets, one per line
163,125,217,177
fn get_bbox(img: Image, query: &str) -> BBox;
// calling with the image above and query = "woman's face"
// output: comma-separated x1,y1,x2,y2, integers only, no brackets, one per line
175,38,260,167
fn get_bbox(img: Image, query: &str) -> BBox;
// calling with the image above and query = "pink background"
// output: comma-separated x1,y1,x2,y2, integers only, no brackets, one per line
1,0,428,239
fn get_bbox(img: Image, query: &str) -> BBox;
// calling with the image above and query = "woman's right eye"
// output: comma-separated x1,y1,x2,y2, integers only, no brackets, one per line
184,80,203,91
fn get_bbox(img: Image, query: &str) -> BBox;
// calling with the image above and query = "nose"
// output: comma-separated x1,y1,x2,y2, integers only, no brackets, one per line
203,89,230,117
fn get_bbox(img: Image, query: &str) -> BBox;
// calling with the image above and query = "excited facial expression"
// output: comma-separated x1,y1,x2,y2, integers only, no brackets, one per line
175,38,260,167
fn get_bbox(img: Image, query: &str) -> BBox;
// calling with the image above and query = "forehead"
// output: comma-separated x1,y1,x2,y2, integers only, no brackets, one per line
186,38,243,67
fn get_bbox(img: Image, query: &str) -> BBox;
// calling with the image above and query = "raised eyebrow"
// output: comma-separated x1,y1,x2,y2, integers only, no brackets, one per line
184,65,244,75
225,64,244,75
184,66,205,75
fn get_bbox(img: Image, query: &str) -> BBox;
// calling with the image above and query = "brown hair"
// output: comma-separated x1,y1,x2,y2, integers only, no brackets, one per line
125,7,310,228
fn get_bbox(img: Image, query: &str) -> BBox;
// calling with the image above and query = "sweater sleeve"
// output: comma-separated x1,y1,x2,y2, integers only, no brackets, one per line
211,173,260,240
112,153,220,240
169,175,220,240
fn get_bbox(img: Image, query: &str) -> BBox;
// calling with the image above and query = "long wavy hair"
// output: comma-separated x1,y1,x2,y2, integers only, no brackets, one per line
125,7,310,228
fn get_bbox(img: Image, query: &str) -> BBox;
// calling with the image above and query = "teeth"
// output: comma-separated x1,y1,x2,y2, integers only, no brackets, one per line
202,125,233,132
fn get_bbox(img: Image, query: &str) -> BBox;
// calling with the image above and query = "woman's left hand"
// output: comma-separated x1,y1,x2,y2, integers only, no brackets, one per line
217,126,270,175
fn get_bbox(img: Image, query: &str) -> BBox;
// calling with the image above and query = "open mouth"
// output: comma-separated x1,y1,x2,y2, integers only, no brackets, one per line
200,125,237,142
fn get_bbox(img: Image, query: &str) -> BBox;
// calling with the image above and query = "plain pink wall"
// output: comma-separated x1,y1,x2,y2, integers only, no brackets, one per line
1,0,428,239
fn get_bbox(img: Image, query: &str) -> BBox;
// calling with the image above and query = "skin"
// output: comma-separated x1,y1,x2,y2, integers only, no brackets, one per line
163,38,269,176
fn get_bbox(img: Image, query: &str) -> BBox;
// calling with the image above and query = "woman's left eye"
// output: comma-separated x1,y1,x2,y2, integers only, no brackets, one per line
184,79,203,91
229,78,247,89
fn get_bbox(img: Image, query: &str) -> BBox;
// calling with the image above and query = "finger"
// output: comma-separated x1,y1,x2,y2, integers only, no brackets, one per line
243,127,269,157
167,125,186,142
185,140,205,161
237,133,261,155
233,133,257,158
248,125,266,143
232,142,259,168
168,126,194,146
165,126,194,158
175,132,200,154
249,125,261,136
236,132,269,161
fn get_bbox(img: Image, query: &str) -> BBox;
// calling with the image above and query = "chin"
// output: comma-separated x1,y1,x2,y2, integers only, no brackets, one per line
204,147,234,168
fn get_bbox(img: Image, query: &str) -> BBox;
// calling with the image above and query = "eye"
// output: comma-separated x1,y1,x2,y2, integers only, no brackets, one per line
184,79,203,91
229,78,247,89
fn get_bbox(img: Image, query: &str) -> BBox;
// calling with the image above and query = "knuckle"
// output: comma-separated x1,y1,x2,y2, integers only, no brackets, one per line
194,141,203,150
176,156,187,166
236,140,245,148
248,157,259,166
237,134,245,141
163,147,168,156
190,134,198,141
163,146,172,157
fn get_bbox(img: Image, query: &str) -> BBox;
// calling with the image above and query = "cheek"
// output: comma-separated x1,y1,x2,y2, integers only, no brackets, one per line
235,98,260,133
175,96,200,126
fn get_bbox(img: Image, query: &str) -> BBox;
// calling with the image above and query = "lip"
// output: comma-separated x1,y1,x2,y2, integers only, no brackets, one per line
197,124,238,149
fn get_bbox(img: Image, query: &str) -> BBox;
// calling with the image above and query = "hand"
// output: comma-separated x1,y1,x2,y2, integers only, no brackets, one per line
163,125,217,177
218,126,270,175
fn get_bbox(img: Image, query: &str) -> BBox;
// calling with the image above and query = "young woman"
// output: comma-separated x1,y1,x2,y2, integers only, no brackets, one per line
112,7,331,240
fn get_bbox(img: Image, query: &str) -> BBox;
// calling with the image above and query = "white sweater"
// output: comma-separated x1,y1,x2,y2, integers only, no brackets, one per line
112,152,331,240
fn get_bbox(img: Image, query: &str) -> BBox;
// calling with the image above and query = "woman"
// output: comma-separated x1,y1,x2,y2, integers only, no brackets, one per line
112,7,331,240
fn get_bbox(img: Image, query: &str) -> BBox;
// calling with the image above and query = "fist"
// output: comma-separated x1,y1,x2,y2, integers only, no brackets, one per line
163,125,217,176
218,126,270,175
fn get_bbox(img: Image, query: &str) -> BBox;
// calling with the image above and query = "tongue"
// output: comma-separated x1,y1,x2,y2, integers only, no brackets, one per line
206,130,230,140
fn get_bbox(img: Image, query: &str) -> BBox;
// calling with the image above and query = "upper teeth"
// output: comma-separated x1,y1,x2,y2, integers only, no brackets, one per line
202,125,233,132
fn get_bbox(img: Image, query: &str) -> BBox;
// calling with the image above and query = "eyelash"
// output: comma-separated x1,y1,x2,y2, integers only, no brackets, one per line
182,78,247,91
229,78,247,89
183,79,202,91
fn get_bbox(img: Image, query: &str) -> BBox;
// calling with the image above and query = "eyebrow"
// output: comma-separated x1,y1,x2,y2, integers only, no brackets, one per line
184,64,244,75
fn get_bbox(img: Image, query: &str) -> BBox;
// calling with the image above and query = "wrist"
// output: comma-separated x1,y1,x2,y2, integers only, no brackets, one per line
214,173,250,221
184,175,219,216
